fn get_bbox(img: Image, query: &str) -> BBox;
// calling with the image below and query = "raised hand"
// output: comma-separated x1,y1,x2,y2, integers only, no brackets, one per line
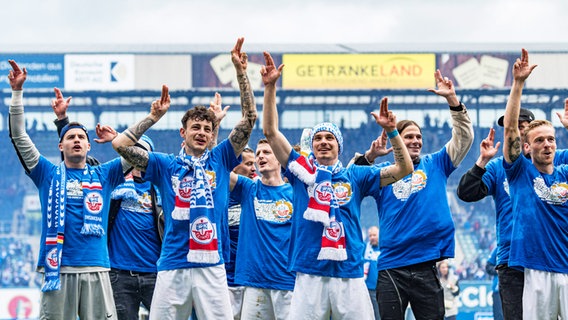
371,97,397,132
428,69,456,99
512,48,537,82
479,128,501,164
209,92,230,123
52,88,72,119
7,60,27,91
260,52,284,87
94,124,118,144
556,98,568,129
150,85,170,121
366,130,393,161
231,37,248,74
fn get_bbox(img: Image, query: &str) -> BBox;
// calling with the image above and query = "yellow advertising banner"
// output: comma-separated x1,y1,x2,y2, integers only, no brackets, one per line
282,54,436,89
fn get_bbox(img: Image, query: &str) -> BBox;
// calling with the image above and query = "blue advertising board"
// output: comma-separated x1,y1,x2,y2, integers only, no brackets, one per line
0,54,64,89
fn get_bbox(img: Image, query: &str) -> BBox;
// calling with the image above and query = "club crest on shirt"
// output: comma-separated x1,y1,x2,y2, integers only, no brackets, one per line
273,200,293,222
533,177,568,205
324,221,343,242
174,170,217,201
84,192,103,214
191,216,215,244
314,181,333,206
391,170,427,200
45,248,59,270
333,182,352,205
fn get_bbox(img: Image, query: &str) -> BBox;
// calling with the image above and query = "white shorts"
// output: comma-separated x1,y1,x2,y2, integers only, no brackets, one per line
150,265,232,320
289,272,374,320
228,285,245,320
241,287,293,320
523,268,568,320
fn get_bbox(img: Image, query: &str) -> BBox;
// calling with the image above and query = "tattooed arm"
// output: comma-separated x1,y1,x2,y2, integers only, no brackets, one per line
227,37,258,156
112,85,171,171
503,49,537,164
373,97,413,187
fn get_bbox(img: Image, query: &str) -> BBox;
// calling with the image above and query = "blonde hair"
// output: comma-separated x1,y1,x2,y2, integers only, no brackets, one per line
523,119,554,143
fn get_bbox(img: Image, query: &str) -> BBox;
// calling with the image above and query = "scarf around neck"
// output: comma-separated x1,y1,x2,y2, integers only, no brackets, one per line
42,163,104,292
289,154,347,261
173,148,220,264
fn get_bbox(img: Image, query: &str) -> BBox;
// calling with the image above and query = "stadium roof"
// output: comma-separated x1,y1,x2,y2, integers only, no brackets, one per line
4,42,568,54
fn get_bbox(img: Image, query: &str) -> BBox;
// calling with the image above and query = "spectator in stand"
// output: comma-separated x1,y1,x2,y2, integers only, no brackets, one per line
437,260,459,320
363,226,381,320
486,247,504,320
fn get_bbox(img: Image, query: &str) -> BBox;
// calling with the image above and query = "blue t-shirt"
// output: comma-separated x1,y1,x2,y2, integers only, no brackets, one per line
233,176,296,290
504,155,568,273
144,139,240,271
29,156,124,269
225,195,241,287
363,242,380,290
284,150,383,278
482,150,568,266
375,147,456,270
108,179,161,273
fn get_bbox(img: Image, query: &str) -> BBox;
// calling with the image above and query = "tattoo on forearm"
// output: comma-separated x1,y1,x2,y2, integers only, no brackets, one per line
117,145,149,170
123,129,138,144
230,73,257,151
380,167,396,182
128,118,155,139
507,136,522,162
392,145,406,165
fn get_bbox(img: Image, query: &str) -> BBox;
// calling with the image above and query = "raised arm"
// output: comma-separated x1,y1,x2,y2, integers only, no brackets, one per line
503,49,537,164
456,128,500,202
208,92,230,149
261,52,292,168
7,60,41,173
227,37,258,156
112,85,170,171
349,130,392,166
373,97,413,186
51,87,73,136
428,69,474,166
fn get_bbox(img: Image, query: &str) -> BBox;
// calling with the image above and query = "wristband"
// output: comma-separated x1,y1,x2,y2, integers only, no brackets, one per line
387,129,399,139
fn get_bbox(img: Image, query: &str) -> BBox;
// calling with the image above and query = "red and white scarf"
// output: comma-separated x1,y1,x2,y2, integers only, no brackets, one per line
289,155,347,261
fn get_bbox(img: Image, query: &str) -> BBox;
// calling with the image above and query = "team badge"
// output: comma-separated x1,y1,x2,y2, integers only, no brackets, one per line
323,220,343,242
84,192,103,213
273,200,293,222
45,248,59,270
333,182,352,205
314,181,333,206
178,176,193,200
191,216,215,244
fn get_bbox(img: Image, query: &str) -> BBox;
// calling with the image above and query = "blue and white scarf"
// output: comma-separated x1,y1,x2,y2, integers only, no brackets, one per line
42,163,104,292
173,148,219,264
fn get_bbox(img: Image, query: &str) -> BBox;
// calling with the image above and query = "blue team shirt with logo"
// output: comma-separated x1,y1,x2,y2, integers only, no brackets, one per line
109,180,161,273
284,150,383,278
504,155,568,273
29,156,124,269
144,139,240,271
482,150,568,266
233,176,296,290
375,147,456,270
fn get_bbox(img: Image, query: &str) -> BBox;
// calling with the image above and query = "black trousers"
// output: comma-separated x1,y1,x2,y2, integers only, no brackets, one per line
377,261,445,320
496,265,523,320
